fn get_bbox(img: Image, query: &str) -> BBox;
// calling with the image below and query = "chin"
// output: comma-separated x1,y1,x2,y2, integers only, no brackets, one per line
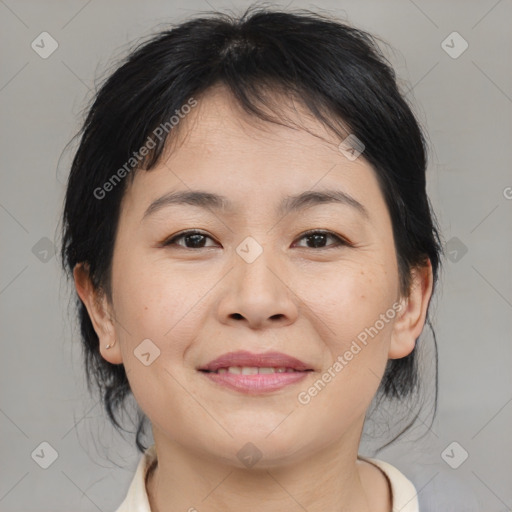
222,429,318,468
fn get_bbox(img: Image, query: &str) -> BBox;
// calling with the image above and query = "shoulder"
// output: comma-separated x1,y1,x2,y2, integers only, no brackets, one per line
358,456,420,512
114,445,156,512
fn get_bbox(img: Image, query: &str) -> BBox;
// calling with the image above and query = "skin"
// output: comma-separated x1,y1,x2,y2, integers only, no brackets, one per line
74,84,433,512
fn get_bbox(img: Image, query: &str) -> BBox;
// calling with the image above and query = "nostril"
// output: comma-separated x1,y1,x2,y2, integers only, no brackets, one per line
231,313,244,320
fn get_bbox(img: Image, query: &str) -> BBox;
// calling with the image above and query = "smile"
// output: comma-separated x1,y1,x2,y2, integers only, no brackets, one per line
197,350,314,394
205,366,305,374
199,369,312,394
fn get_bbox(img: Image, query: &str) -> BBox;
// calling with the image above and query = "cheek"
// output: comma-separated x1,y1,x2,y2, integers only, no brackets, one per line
297,260,398,350
111,263,210,435
290,261,399,429
109,259,202,389
112,256,230,401
112,253,206,337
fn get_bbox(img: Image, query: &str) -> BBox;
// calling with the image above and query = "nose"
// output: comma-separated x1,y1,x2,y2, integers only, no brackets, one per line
216,247,299,330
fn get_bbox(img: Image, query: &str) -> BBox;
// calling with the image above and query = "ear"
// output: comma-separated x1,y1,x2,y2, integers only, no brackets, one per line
388,260,434,359
73,263,123,364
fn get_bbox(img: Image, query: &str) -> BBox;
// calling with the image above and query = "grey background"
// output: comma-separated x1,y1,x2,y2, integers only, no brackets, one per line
1,0,511,511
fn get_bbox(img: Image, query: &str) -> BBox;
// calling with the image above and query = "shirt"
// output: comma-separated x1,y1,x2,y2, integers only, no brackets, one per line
115,444,420,512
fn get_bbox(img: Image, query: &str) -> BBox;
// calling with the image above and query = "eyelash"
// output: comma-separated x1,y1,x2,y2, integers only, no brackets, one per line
161,229,351,250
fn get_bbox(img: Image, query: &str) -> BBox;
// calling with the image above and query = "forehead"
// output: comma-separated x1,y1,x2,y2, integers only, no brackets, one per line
169,84,343,156
122,84,383,218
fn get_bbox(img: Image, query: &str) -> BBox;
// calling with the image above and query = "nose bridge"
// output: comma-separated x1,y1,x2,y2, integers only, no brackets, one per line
217,235,298,328
235,237,283,303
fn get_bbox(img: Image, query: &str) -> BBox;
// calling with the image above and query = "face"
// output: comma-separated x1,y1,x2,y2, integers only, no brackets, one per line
78,85,430,468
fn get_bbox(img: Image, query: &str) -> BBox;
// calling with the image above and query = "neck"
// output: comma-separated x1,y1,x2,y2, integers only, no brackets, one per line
146,426,385,512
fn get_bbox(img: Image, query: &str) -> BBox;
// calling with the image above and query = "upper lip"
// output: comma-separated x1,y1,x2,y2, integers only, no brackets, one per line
198,350,313,372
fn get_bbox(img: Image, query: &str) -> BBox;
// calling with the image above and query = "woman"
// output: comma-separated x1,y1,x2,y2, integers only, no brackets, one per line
61,7,441,511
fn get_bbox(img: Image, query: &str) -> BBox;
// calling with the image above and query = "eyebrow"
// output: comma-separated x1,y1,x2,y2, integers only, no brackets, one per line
142,188,369,220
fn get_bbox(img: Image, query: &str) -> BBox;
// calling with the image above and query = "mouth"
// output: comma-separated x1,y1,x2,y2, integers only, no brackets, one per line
197,351,314,394
201,366,310,374
198,350,313,372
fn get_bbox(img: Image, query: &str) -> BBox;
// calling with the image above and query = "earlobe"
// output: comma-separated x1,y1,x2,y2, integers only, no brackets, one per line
73,263,123,365
388,261,434,360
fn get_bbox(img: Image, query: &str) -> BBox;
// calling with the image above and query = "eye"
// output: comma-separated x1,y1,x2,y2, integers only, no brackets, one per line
293,230,350,249
161,229,351,250
162,230,218,249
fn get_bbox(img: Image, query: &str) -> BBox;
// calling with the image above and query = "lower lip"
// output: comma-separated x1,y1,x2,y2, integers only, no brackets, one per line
200,371,310,394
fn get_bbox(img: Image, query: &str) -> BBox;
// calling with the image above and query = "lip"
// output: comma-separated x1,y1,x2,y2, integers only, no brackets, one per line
197,350,313,395
198,350,312,372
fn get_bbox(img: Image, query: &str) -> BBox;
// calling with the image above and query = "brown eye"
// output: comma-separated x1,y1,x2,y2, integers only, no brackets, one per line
163,230,218,249
294,230,348,249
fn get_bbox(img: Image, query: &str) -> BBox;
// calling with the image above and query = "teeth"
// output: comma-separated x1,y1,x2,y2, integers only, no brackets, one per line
241,367,258,375
214,366,298,374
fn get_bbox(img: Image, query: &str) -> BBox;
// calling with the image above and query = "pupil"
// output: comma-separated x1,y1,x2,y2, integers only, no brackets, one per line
187,234,205,247
308,234,326,248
